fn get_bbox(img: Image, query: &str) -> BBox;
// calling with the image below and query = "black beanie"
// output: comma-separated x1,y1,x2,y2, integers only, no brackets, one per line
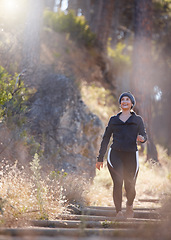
118,91,136,108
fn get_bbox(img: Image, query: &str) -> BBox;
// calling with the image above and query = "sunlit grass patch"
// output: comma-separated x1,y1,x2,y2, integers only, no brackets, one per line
136,155,171,201
0,161,66,226
0,155,90,227
85,164,113,206
0,145,171,227
85,147,171,207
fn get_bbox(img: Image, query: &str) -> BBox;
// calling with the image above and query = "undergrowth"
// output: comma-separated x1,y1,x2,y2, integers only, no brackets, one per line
0,145,171,227
0,154,88,227
107,40,131,78
81,82,118,124
43,10,96,47
85,145,171,207
0,66,30,125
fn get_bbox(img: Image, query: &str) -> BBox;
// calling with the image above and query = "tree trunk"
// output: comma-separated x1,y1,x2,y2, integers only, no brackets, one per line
96,0,115,52
111,0,121,47
132,0,158,162
58,0,63,9
21,0,44,86
88,0,103,34
45,0,56,11
68,0,78,14
79,0,91,22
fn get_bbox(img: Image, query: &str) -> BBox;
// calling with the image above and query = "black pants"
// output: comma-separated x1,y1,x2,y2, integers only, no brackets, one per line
107,148,139,213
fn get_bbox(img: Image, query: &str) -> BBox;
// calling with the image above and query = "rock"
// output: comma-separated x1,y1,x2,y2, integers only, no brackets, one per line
27,74,103,178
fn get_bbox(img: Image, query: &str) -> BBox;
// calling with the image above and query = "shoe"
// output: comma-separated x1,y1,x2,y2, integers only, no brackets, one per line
115,211,125,220
125,202,134,218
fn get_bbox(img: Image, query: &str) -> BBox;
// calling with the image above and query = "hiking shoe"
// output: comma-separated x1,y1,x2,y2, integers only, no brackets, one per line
115,211,125,220
125,202,134,218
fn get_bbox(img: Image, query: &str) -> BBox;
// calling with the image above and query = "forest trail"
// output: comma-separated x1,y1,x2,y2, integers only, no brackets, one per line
0,199,164,240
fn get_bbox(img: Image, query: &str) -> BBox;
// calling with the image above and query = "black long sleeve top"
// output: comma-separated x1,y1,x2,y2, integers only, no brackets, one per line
97,111,147,162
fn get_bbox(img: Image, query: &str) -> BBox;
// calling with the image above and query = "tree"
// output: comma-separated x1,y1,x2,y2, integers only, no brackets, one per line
67,0,114,51
68,0,78,13
45,0,56,11
21,0,44,86
58,0,63,9
132,0,158,162
94,0,115,51
88,0,104,34
78,0,91,22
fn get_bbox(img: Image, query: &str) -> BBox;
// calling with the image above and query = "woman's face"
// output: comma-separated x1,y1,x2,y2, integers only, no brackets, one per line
120,96,132,111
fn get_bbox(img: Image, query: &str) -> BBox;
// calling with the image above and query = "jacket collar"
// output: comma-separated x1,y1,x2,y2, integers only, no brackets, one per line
115,111,136,124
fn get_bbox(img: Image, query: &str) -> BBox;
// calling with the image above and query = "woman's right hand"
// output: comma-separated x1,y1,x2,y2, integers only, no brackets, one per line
96,162,103,170
137,135,145,142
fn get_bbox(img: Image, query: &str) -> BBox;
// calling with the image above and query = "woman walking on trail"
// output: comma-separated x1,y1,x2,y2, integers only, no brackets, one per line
96,92,147,220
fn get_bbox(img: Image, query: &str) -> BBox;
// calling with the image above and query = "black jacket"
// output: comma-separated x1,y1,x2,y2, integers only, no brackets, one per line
97,111,147,162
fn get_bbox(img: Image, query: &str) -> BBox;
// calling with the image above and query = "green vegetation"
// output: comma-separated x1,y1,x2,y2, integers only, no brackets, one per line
101,220,113,228
30,153,47,220
0,66,29,124
0,66,42,158
107,41,131,77
44,10,96,47
49,169,68,180
81,83,117,124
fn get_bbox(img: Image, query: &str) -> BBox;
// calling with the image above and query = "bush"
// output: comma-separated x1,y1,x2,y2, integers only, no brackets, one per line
0,66,29,124
107,41,131,76
0,156,89,226
0,159,68,226
44,10,96,47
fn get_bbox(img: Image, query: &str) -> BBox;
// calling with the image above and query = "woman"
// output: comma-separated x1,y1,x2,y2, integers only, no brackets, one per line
96,92,147,220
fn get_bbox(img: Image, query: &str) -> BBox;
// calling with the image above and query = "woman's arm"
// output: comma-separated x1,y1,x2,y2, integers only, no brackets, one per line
137,116,147,143
97,118,113,163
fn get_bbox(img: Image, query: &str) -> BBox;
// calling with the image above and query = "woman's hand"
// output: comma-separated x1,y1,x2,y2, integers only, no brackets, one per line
96,162,103,170
137,135,145,142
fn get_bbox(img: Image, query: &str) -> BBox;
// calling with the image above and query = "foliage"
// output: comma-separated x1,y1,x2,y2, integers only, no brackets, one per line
30,153,47,219
107,41,131,76
0,66,29,124
0,157,90,226
0,147,171,226
49,169,68,180
43,10,96,47
81,82,117,124
0,158,66,226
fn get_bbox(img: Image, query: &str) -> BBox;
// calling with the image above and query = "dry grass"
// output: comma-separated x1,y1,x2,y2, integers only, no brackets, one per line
0,161,66,227
0,156,90,227
85,145,171,208
0,143,171,227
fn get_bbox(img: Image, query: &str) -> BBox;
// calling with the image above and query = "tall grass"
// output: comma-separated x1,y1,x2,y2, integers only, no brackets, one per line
85,145,171,207
0,145,171,227
0,155,89,227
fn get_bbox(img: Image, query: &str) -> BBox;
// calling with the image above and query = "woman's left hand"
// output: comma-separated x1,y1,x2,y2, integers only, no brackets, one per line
96,162,103,170
137,135,145,142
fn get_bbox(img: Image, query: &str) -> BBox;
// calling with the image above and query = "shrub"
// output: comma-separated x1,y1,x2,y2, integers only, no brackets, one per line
0,156,89,226
81,82,117,124
107,41,131,76
0,66,29,124
43,10,96,47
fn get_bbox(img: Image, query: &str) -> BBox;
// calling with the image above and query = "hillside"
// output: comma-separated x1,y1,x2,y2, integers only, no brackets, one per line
0,28,119,178
1,21,171,229
41,28,119,121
